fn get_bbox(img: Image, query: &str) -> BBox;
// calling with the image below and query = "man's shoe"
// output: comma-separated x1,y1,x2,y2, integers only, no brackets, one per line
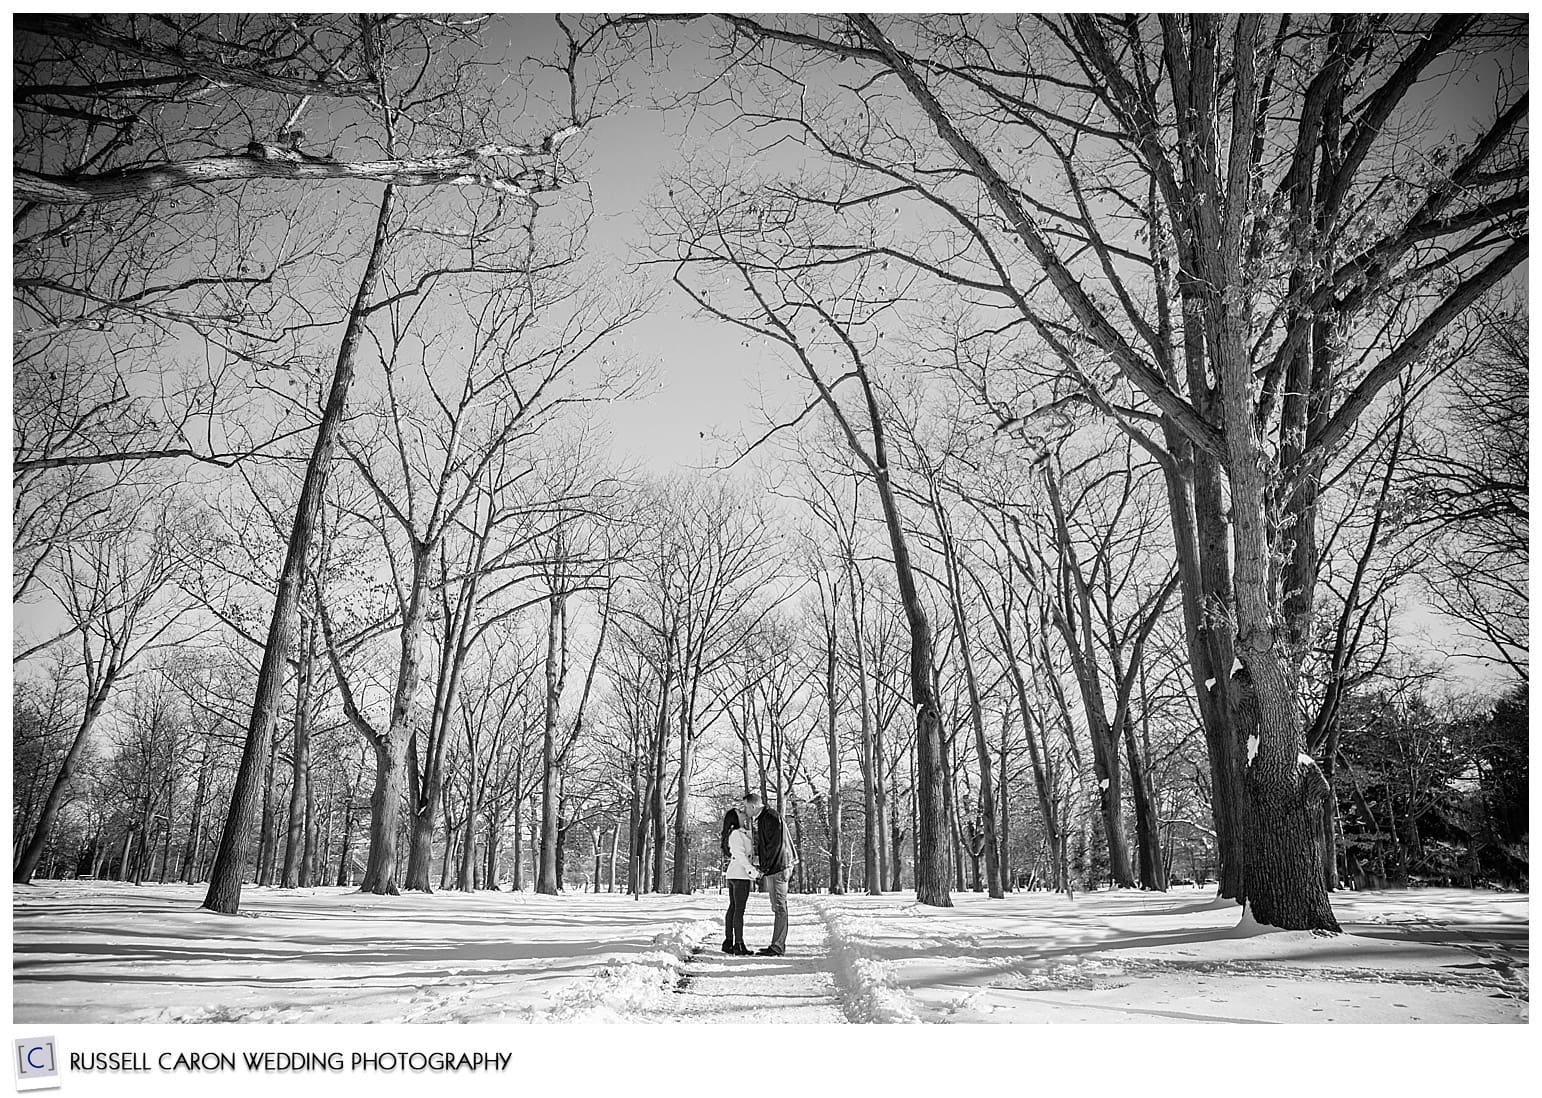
756,946,784,956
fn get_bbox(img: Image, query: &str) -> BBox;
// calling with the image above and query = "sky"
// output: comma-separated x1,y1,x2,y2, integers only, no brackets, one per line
490,15,807,477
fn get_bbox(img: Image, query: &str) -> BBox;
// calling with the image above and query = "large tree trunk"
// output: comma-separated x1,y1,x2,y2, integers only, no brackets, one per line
1153,413,1246,901
537,591,567,895
302,742,319,886
627,744,642,897
650,672,671,893
1213,193,1339,930
158,798,174,882
404,662,465,892
255,731,281,886
403,792,436,893
998,713,1011,891
511,761,523,892
202,183,397,915
874,721,889,889
457,795,478,892
942,728,965,893
281,613,315,889
1123,716,1167,891
179,746,211,883
440,799,457,891
823,610,843,894
1128,662,1169,891
1190,446,1248,899
671,703,696,894
791,795,807,893
849,569,882,896
334,794,354,887
483,811,501,889
359,735,406,895
1319,741,1342,891
358,553,431,896
116,826,134,882
555,791,569,891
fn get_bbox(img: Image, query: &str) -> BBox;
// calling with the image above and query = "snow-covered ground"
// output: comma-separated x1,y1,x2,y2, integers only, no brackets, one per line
13,881,1526,1024
815,886,1528,1023
12,881,722,1024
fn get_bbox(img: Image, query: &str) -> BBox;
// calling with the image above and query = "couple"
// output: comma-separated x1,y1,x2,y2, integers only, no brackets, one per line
719,792,794,957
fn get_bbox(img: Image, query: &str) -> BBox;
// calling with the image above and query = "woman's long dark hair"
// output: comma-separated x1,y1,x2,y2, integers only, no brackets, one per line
719,807,741,857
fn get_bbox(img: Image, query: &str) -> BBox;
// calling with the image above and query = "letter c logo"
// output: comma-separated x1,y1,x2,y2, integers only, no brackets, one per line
26,1047,45,1070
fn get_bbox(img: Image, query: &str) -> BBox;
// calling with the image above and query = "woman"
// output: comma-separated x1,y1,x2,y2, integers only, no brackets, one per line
719,806,756,955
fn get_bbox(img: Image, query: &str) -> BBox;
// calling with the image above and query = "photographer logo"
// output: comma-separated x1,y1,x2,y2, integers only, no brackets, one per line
13,1038,60,1091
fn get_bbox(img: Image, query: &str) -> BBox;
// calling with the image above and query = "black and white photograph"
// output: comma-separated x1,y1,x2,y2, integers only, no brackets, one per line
10,11,1528,1038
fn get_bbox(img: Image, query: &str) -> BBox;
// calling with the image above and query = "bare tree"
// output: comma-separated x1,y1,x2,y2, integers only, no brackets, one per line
14,494,193,883
1408,305,1528,680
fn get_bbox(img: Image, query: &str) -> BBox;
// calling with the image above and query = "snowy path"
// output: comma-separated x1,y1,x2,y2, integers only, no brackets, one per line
641,896,847,1023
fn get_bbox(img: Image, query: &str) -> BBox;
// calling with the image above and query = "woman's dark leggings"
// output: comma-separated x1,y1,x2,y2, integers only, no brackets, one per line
724,879,750,946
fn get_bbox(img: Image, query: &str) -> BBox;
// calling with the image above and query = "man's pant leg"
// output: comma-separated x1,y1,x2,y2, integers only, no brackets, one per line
766,871,788,951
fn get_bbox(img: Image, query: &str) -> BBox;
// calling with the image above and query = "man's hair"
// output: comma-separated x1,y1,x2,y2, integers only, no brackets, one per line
742,792,761,806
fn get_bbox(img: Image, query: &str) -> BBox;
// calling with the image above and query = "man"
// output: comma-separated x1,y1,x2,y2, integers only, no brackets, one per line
742,792,793,956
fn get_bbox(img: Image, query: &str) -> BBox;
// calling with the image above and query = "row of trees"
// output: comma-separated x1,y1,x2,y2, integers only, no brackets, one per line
13,15,1527,930
13,414,1525,901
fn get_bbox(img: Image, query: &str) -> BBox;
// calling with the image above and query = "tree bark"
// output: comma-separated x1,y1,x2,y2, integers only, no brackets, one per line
1190,446,1248,899
359,736,406,895
281,613,315,888
1123,716,1166,891
650,667,671,892
822,591,843,894
538,591,568,895
847,563,882,896
255,730,280,887
457,788,478,892
179,746,211,883
334,794,354,887
874,720,889,890
998,712,1012,890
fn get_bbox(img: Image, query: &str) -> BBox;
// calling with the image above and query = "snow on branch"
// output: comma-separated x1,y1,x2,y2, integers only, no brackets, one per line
15,136,583,206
